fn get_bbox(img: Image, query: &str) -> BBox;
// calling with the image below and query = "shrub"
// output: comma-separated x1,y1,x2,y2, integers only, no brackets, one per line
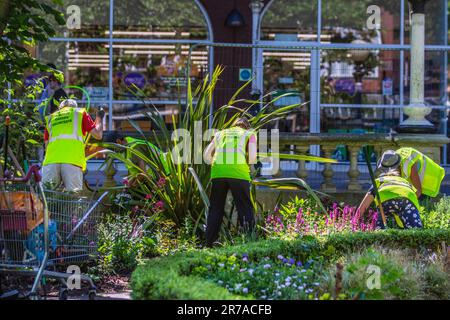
130,229,450,300
422,196,450,229
95,215,156,275
192,253,325,300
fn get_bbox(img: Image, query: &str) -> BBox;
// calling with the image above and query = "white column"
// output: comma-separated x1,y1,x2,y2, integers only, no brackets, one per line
250,1,264,96
401,4,433,129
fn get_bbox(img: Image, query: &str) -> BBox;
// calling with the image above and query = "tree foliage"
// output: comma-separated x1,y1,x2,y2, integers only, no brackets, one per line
0,0,65,87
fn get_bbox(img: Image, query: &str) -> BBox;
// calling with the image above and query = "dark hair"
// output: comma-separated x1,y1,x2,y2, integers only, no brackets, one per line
49,89,68,114
233,117,251,130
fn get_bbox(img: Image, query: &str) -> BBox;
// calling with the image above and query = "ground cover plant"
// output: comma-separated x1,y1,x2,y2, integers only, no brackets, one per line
130,229,450,300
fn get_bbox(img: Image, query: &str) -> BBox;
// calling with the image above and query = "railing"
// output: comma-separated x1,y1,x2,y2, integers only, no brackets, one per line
276,133,450,193
99,132,450,193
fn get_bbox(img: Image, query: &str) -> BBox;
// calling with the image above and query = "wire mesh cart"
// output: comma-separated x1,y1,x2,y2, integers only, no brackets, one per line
0,165,108,300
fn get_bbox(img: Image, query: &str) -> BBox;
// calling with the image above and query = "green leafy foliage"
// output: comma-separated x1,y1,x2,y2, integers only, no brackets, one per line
0,0,64,86
422,196,450,229
130,229,450,299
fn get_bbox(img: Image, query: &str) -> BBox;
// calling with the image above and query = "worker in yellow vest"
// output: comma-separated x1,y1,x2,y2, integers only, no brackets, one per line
378,148,445,198
358,151,423,229
42,99,104,192
204,117,257,247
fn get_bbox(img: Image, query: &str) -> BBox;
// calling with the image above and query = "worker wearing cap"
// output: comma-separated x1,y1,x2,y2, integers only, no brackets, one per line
111,132,170,178
357,151,423,229
42,99,104,192
394,147,445,198
203,117,257,247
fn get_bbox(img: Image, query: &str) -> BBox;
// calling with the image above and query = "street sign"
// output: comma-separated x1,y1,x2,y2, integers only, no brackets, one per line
239,68,252,82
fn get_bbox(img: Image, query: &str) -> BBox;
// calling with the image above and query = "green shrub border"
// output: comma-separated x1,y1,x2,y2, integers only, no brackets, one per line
130,229,450,300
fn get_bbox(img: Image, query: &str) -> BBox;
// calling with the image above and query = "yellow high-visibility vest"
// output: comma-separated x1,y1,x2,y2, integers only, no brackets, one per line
396,147,445,197
211,127,255,181
375,175,420,228
43,107,87,171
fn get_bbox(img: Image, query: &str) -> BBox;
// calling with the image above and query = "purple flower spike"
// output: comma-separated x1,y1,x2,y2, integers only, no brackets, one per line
289,258,295,265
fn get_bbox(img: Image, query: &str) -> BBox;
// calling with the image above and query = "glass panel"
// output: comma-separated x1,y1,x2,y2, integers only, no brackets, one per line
263,50,311,133
17,41,110,105
113,0,208,40
322,0,401,44
43,0,109,38
260,0,318,41
109,103,180,132
401,50,446,134
404,0,447,45
112,43,208,101
321,49,401,105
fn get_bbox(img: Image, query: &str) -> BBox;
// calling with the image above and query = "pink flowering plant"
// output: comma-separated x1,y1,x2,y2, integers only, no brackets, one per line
262,197,378,239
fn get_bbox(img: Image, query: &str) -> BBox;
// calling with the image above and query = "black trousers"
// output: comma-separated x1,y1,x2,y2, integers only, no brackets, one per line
205,178,255,247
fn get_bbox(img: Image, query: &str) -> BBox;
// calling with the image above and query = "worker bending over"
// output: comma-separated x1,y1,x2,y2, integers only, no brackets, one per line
393,147,445,198
42,99,104,192
358,150,422,229
204,117,257,247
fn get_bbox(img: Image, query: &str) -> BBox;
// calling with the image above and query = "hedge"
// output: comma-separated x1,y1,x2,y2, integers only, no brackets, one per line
130,229,450,300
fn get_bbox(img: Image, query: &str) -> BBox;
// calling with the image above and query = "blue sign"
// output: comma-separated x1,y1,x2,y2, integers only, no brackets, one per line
334,79,355,95
124,72,146,89
382,78,393,96
84,87,109,100
239,68,252,82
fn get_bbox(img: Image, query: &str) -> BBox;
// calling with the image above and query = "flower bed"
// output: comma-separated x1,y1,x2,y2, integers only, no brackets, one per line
192,254,324,300
130,229,450,300
264,197,379,239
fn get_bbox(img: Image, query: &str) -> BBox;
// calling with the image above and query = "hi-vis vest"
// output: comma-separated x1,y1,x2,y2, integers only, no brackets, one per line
396,147,445,197
211,127,255,181
124,137,170,176
43,107,87,170
375,175,420,228
375,175,420,210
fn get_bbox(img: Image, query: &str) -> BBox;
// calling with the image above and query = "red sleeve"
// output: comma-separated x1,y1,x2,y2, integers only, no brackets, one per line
44,128,49,142
82,112,96,136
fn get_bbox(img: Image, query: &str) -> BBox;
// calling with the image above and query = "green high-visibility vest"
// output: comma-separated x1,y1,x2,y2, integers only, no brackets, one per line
375,175,420,228
211,127,256,181
396,147,445,197
124,137,170,175
43,107,87,170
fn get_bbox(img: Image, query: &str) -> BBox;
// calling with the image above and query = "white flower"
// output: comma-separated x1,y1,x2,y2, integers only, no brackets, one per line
218,263,224,268
218,280,223,285
242,288,248,294
285,276,292,282
263,264,271,269
248,269,254,276
261,295,267,299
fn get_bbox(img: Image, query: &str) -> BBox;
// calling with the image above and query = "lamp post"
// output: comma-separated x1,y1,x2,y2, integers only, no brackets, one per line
399,0,433,132
349,40,370,108
250,0,264,100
